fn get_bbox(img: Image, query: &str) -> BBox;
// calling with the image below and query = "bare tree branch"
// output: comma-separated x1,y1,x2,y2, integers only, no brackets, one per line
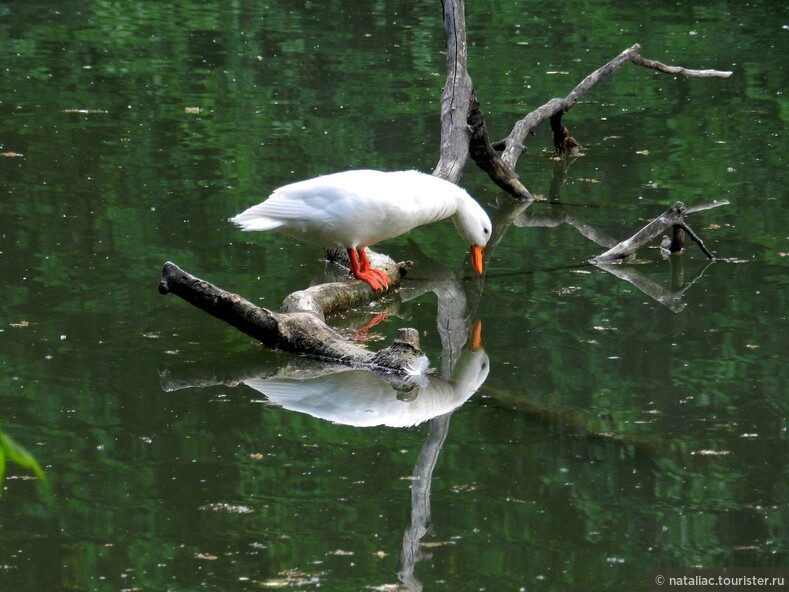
467,90,533,200
501,44,641,166
631,55,733,78
591,201,726,263
433,0,473,183
281,251,410,321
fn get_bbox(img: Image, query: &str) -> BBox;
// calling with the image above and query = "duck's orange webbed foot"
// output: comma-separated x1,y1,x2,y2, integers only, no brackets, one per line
348,248,389,291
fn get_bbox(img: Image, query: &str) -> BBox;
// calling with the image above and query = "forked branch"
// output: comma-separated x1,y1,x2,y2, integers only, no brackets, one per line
591,201,727,263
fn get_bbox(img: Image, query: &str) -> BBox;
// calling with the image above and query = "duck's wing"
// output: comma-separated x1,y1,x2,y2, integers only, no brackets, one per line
230,172,372,234
229,170,463,246
230,189,320,232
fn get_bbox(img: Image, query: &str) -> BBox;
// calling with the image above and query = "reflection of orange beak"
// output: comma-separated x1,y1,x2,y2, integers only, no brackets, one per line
470,320,483,350
470,245,484,275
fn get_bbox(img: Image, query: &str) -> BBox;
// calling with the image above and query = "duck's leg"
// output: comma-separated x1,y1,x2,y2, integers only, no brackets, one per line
357,248,390,290
347,248,387,291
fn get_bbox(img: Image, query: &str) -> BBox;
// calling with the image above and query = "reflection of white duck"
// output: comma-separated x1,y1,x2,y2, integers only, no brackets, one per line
243,343,489,428
398,240,479,377
230,170,492,291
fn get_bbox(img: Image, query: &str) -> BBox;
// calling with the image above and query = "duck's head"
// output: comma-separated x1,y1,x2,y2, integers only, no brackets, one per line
453,192,492,275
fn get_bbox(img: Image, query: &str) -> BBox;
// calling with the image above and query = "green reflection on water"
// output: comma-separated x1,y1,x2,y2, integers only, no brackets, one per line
0,0,786,590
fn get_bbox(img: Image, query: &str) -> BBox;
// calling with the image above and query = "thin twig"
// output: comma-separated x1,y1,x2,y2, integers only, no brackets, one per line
677,222,715,260
631,55,733,78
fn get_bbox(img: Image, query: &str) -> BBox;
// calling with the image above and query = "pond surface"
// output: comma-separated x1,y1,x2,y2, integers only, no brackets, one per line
1,1,787,590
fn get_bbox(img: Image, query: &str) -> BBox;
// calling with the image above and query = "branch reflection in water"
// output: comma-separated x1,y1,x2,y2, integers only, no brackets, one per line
242,333,488,590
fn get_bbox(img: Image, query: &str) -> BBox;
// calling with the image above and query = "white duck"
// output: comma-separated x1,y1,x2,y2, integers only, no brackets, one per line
230,169,492,291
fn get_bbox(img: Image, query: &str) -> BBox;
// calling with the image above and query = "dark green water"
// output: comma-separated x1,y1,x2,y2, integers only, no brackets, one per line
1,1,786,590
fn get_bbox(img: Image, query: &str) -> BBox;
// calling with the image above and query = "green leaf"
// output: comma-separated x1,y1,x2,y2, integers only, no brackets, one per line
0,433,46,482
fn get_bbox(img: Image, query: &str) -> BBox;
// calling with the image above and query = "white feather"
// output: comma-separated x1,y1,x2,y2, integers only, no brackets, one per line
230,169,491,250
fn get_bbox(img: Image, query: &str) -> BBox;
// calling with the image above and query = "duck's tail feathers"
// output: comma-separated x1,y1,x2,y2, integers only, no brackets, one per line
229,210,283,231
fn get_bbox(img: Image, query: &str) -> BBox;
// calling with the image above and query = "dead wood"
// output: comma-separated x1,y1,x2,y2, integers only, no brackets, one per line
591,200,727,263
631,55,733,78
159,261,427,374
483,44,731,163
550,113,582,157
433,0,473,184
281,250,411,321
467,90,533,200
499,44,641,165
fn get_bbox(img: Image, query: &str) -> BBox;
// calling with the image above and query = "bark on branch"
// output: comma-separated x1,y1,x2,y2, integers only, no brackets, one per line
489,45,732,166
433,0,473,183
631,55,733,78
467,90,533,200
159,261,428,374
281,250,410,322
591,200,727,263
500,44,641,167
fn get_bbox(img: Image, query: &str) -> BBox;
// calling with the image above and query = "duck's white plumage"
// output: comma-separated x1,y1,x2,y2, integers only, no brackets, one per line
230,169,492,291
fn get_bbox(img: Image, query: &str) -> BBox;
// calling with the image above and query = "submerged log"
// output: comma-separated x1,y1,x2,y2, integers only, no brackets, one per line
158,262,427,374
281,250,410,322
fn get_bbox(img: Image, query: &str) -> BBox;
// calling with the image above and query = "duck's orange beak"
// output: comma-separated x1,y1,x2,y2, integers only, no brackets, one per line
470,245,484,275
